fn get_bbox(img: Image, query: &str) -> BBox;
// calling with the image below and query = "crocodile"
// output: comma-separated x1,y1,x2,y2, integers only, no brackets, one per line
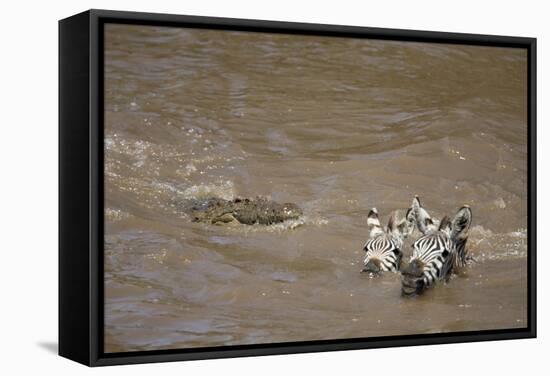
189,197,303,225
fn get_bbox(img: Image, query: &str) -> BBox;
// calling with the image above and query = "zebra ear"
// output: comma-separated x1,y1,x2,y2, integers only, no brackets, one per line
367,208,384,237
438,215,452,235
451,206,472,240
411,196,436,234
406,207,414,222
387,212,396,233
411,196,422,211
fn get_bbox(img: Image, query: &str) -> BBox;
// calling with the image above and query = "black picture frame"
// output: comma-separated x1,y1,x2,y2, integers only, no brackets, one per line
59,9,537,367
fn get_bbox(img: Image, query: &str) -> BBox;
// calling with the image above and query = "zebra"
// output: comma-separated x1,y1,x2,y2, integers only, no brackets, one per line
361,207,415,274
400,196,472,296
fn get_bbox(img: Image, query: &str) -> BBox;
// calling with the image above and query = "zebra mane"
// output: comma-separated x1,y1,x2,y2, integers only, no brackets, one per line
387,210,414,246
411,196,438,234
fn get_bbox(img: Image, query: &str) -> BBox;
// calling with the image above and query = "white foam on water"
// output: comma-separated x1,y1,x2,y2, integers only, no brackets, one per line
181,180,236,201
149,180,186,195
105,208,131,222
177,163,197,177
468,225,527,262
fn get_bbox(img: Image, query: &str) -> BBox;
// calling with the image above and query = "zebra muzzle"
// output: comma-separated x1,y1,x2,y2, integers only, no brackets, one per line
400,260,426,296
361,259,381,274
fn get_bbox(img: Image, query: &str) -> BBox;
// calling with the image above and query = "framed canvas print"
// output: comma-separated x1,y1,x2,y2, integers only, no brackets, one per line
59,9,536,366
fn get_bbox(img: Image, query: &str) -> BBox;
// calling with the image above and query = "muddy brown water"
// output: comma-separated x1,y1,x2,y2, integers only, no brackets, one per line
103,24,528,352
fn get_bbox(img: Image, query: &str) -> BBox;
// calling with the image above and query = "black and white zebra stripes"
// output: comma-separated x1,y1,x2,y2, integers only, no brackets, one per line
400,196,472,296
361,196,473,295
362,207,414,274
363,235,403,273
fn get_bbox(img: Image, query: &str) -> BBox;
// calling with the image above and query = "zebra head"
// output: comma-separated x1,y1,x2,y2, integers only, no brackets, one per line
361,207,415,274
401,197,472,296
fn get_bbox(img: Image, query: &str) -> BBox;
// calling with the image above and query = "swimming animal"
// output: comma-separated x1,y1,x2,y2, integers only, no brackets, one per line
361,207,415,274
400,196,472,296
189,196,303,225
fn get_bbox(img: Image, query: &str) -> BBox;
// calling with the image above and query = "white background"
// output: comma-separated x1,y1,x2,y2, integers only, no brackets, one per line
0,0,547,374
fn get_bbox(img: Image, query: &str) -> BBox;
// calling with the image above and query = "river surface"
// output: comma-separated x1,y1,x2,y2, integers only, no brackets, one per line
103,24,528,353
